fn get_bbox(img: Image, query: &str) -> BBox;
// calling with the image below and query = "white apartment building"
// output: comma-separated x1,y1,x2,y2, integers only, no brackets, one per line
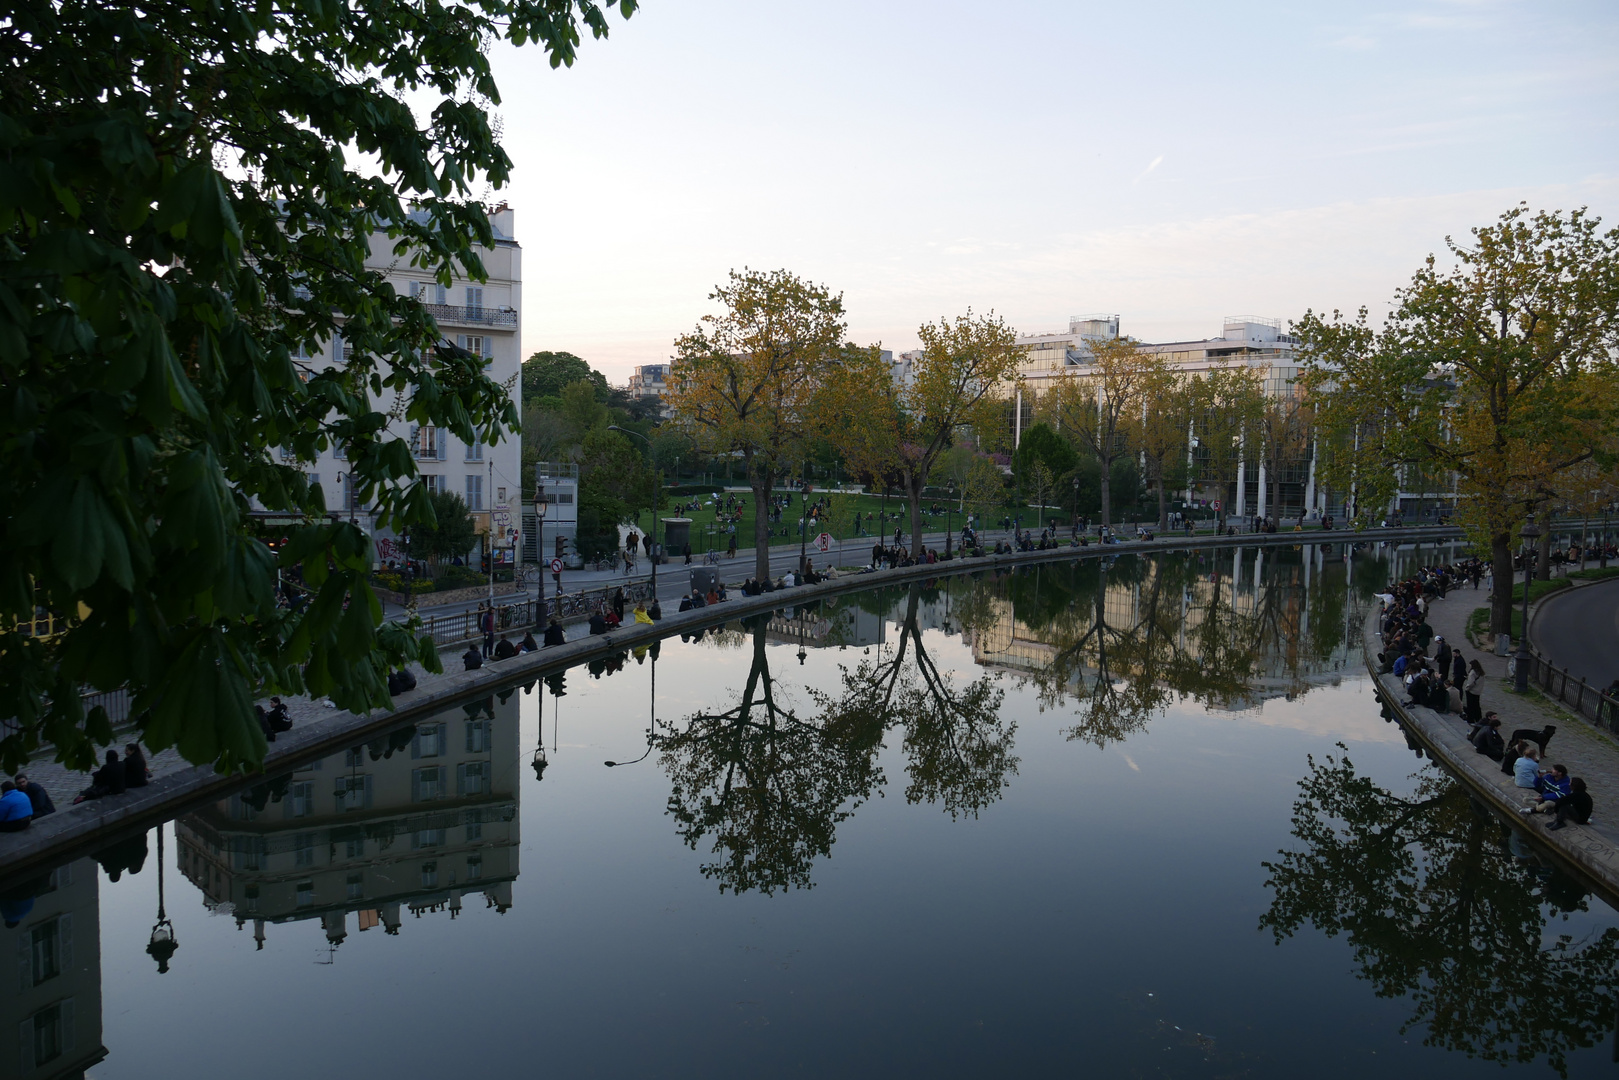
176,692,522,951
1009,315,1450,521
256,205,524,568
626,363,669,403
1,859,106,1078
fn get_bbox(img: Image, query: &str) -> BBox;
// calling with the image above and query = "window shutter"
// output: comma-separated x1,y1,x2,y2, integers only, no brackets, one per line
409,424,419,454
436,284,447,304
60,997,75,1052
58,914,72,971
16,933,28,992
363,775,373,809
409,280,420,299
437,429,447,461
456,763,468,797
456,334,466,351
19,1018,32,1071
410,769,421,802
481,336,493,359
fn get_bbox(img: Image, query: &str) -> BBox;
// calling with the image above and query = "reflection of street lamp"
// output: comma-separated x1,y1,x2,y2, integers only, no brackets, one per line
146,828,177,974
606,641,657,766
609,426,659,595
533,480,547,607
1514,521,1543,693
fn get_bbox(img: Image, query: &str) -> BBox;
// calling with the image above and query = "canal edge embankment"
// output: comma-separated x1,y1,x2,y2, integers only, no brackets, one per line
1361,608,1619,910
0,525,1462,880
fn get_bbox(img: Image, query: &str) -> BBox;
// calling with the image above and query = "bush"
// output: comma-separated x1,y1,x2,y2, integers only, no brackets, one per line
410,579,437,594
434,565,487,589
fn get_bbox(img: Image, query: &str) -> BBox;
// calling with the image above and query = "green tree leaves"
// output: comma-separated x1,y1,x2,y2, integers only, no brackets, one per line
0,0,634,772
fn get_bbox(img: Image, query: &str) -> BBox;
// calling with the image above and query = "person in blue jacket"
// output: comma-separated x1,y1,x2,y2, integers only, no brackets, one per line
0,781,35,832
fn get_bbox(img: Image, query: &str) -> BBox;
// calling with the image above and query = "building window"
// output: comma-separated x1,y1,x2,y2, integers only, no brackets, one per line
294,833,316,867
28,1000,73,1068
465,287,484,318
456,761,489,797
346,874,365,901
336,775,372,812
421,861,438,889
465,719,490,754
465,821,483,842
411,723,447,759
344,746,364,768
31,916,67,985
296,881,314,908
231,837,266,871
345,838,365,859
422,473,445,495
465,438,484,462
466,855,483,880
411,765,447,802
412,828,446,849
287,781,315,818
465,474,484,511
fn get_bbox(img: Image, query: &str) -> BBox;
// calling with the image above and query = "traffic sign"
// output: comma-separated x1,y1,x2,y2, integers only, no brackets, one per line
1213,500,1222,512
815,532,832,553
549,558,563,574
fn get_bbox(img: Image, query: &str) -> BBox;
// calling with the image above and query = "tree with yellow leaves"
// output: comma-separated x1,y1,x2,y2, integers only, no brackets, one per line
668,269,848,582
1044,337,1156,528
832,312,1021,558
1298,205,1619,634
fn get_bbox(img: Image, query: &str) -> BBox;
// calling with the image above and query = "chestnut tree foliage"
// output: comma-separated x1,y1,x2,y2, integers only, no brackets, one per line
0,0,636,771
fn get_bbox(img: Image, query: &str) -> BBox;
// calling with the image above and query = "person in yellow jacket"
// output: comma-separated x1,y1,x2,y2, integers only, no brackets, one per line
633,601,654,625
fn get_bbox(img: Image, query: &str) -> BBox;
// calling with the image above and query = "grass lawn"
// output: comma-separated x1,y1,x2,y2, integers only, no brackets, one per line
1466,577,1572,641
1568,565,1619,581
626,491,983,556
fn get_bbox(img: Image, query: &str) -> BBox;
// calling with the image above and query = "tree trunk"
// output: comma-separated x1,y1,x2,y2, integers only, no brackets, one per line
908,472,926,559
750,469,774,583
1155,473,1168,531
1098,455,1113,529
1490,531,1515,636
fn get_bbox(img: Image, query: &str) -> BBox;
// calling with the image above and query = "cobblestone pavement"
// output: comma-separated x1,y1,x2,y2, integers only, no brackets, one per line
1403,574,1619,850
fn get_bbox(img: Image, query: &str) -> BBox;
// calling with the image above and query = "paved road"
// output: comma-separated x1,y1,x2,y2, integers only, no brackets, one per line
1531,578,1619,690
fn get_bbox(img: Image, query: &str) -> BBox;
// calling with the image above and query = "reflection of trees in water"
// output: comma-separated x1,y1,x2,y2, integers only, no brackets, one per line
837,583,1014,820
978,548,1387,746
1261,748,1619,1076
657,621,884,895
657,584,1015,893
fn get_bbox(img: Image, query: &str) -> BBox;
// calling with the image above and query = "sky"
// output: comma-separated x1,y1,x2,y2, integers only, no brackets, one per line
484,0,1619,380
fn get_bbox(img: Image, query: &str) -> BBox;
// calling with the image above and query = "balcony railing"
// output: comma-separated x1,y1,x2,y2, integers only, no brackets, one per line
420,302,517,328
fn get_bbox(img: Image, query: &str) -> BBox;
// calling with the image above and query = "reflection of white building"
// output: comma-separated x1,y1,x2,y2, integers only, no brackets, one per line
1,859,106,1078
251,205,524,568
176,691,521,953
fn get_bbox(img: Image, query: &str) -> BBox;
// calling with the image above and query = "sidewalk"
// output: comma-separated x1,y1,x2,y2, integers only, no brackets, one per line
1404,574,1619,852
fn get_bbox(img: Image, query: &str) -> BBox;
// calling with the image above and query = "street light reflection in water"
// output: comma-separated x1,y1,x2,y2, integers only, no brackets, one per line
6,544,1617,1078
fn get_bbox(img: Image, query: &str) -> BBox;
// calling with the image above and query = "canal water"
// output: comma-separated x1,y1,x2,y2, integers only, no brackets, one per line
7,545,1617,1077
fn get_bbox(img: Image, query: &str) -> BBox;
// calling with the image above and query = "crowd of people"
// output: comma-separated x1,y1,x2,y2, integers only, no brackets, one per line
1375,555,1595,833
0,741,151,835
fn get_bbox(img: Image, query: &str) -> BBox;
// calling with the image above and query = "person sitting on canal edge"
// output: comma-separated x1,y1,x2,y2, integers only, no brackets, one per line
123,744,151,788
1511,743,1542,789
462,643,484,670
588,610,610,635
1520,763,1572,817
543,617,567,647
520,629,539,652
633,601,653,625
388,667,418,695
1547,777,1594,831
12,773,54,817
648,598,663,620
1470,716,1504,760
0,781,34,832
493,633,518,660
73,749,127,803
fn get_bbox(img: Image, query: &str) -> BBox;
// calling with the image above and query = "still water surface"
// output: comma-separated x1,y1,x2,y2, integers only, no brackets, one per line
10,544,1618,1077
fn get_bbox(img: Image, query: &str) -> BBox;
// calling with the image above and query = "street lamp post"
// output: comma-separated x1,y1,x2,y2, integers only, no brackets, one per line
608,426,659,596
1515,521,1543,693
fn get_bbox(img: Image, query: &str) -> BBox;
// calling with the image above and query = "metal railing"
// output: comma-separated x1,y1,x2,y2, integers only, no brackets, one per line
411,581,658,646
1521,649,1619,735
420,301,518,328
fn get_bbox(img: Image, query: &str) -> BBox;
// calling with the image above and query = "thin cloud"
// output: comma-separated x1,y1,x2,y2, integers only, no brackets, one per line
1134,155,1164,183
